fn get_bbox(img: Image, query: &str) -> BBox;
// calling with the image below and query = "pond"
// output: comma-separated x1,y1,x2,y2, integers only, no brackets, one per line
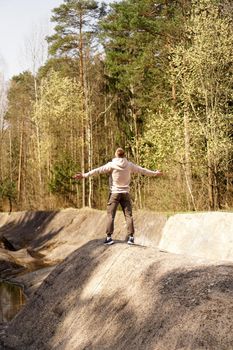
0,281,25,322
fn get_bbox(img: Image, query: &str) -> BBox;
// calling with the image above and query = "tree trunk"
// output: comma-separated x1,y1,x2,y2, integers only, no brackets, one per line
183,107,196,211
17,124,24,204
207,157,214,210
35,122,43,207
79,12,86,208
130,85,142,209
9,129,13,182
84,47,93,208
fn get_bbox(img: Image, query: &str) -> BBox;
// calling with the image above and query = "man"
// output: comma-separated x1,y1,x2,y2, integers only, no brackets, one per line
73,148,163,245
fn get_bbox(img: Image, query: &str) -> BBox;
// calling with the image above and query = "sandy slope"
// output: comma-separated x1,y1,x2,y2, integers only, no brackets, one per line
159,212,233,261
1,210,233,350
0,208,166,269
1,240,233,350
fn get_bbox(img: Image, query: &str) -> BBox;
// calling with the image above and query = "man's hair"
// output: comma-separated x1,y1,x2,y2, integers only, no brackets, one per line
115,147,125,158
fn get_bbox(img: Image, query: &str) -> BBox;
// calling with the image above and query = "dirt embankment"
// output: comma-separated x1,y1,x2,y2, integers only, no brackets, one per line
0,208,165,263
159,212,233,261
1,209,233,349
1,240,233,350
0,208,166,290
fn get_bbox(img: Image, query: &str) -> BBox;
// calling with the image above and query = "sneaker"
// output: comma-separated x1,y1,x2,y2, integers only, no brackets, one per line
104,236,114,245
127,235,134,245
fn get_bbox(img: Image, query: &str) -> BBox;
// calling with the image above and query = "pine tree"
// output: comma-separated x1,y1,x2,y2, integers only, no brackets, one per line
47,0,107,207
100,0,190,207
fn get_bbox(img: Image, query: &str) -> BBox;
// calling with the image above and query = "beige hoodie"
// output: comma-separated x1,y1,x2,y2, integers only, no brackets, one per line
83,158,160,193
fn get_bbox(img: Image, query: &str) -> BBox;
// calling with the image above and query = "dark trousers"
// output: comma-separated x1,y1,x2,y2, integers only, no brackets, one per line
106,192,135,236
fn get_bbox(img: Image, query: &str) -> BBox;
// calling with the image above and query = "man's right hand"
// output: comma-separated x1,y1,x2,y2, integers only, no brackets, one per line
72,172,83,180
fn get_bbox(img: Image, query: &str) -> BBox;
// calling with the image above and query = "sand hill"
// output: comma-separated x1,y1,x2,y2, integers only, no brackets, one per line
0,209,233,349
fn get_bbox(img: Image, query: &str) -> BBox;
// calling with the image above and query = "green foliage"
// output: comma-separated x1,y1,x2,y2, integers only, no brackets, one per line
142,0,233,209
101,0,188,99
6,71,35,123
1,0,232,211
99,0,190,164
49,156,77,196
0,179,16,200
37,57,80,80
170,0,233,168
142,106,184,170
33,70,84,170
0,179,16,211
34,70,83,129
47,0,106,57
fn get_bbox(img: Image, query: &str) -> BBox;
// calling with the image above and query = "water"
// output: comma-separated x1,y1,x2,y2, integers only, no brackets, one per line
0,282,25,322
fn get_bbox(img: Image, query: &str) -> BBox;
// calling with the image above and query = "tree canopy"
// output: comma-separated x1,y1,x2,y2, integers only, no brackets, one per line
0,0,232,212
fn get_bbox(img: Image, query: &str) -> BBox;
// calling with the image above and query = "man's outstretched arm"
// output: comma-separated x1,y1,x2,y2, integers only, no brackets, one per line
130,163,163,177
73,163,113,180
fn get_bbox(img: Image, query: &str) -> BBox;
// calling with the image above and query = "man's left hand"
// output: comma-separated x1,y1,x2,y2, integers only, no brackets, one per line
155,170,164,176
72,172,83,180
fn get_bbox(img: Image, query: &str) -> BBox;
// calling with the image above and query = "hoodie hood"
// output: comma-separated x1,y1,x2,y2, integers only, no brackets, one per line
112,157,129,169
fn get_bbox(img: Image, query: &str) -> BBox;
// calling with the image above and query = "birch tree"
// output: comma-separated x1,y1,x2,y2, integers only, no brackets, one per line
171,0,233,209
4,72,35,208
0,73,16,211
144,0,233,210
33,70,84,208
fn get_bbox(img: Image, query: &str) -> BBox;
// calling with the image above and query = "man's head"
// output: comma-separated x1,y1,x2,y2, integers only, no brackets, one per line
115,147,125,158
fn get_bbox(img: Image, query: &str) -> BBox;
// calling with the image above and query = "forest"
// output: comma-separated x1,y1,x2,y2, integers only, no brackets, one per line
0,0,232,212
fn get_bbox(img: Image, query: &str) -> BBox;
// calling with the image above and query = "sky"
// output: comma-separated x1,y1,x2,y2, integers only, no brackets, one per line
0,0,63,80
